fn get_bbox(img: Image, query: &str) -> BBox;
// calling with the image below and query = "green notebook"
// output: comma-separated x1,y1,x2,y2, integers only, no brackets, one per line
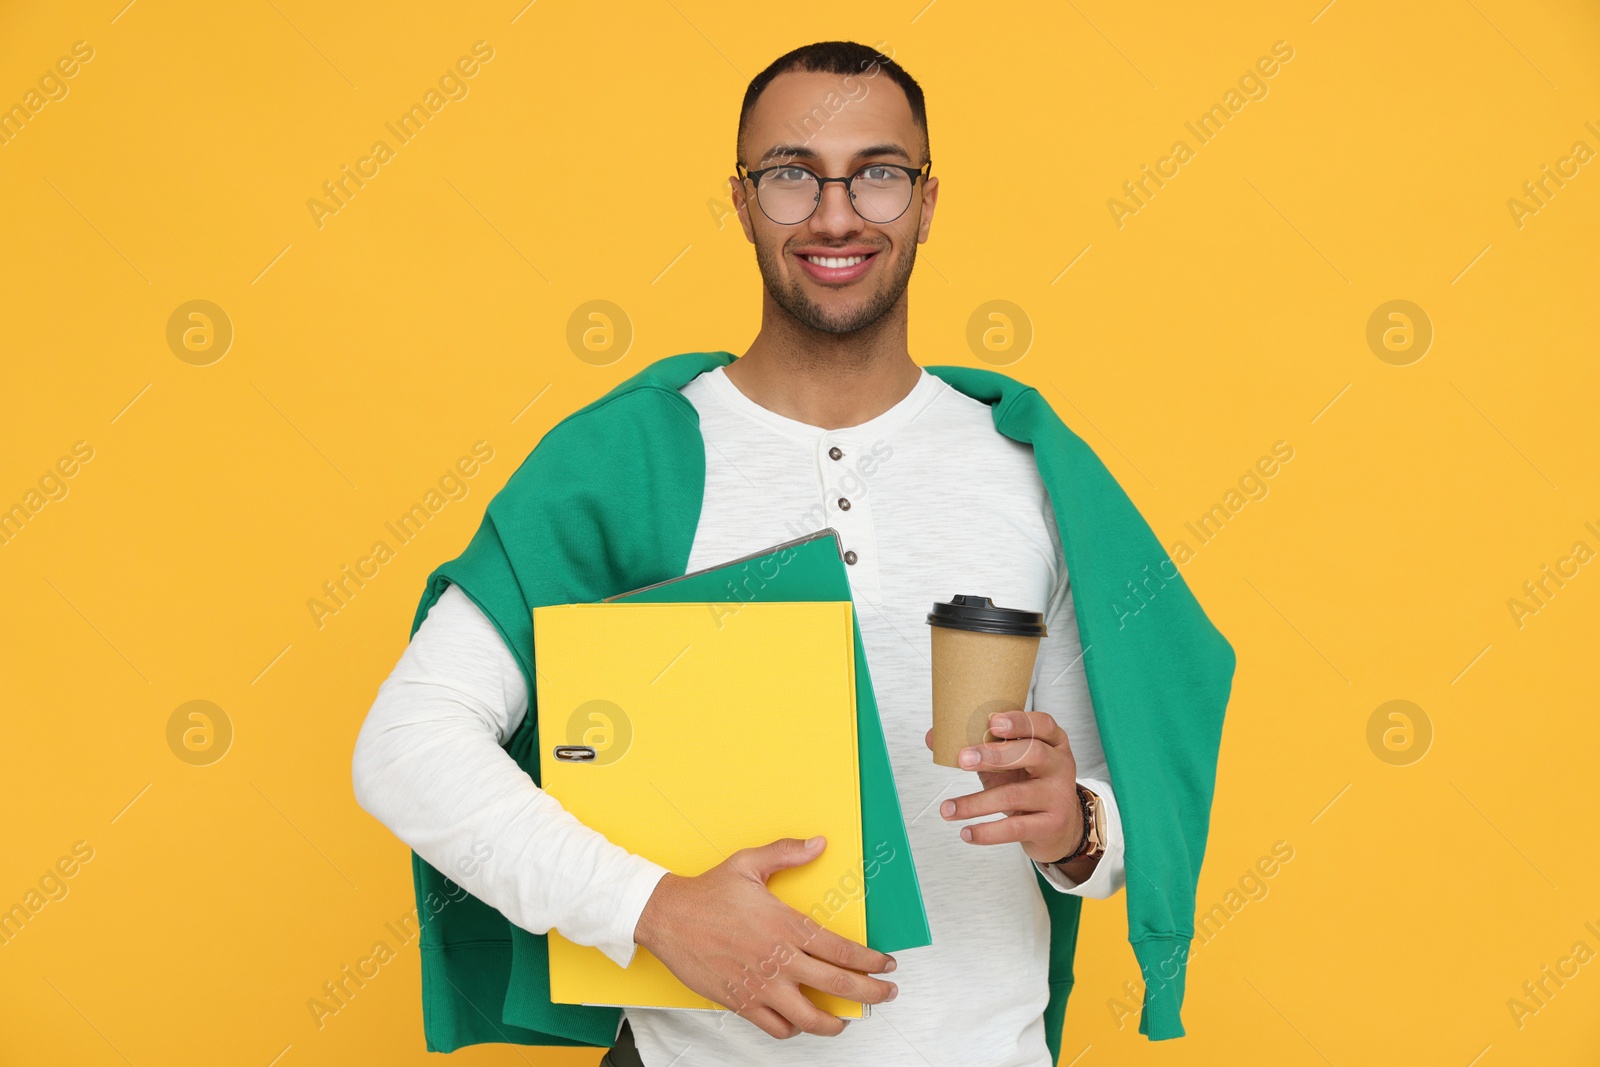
602,527,932,953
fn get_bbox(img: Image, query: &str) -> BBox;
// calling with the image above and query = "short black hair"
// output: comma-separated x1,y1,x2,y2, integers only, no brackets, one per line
737,41,929,167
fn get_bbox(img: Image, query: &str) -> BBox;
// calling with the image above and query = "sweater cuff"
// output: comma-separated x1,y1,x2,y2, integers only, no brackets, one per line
1132,936,1191,1040
591,856,673,969
1033,775,1124,898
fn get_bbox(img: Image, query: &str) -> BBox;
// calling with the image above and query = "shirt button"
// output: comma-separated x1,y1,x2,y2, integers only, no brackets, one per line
843,550,858,565
837,497,851,511
828,446,844,460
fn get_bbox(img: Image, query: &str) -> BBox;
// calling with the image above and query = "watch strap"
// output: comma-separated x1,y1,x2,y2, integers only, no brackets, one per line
1048,783,1102,864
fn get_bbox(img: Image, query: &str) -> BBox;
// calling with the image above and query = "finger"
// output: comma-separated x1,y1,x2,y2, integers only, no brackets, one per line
790,954,898,1008
924,726,933,750
736,1003,798,1040
974,767,1029,792
794,918,897,976
957,736,1057,772
737,836,825,882
987,710,1068,748
960,811,1061,847
940,779,1053,821
768,982,850,1037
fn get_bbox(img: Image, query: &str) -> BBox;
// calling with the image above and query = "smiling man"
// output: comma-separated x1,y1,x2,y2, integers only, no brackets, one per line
354,39,1234,1067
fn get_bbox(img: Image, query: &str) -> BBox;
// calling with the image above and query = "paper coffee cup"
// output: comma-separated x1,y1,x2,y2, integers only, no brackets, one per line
926,595,1047,768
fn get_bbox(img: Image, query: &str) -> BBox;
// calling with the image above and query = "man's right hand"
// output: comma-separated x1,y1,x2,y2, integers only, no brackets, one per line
631,835,898,1039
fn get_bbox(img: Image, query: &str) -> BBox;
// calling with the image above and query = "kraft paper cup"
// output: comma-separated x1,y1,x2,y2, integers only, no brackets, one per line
926,595,1048,769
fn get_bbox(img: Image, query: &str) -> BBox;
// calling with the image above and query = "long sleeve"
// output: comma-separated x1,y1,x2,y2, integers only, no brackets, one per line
1029,499,1127,899
351,582,670,967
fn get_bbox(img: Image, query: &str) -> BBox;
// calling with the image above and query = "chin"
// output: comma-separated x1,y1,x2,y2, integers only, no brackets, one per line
809,311,884,336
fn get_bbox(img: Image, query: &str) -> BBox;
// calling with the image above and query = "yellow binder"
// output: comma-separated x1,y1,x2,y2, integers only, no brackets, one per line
533,599,867,1018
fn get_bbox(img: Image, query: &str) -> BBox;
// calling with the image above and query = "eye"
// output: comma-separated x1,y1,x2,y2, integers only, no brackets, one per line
857,165,899,181
767,166,815,183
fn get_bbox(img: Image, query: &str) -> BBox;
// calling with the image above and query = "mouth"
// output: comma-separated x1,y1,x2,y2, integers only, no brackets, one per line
794,249,880,285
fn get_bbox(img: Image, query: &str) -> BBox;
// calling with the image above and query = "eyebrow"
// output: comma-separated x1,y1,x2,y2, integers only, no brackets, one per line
758,142,914,166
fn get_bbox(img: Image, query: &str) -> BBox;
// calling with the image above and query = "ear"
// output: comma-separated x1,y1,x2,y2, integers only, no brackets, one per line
916,175,939,244
730,175,757,244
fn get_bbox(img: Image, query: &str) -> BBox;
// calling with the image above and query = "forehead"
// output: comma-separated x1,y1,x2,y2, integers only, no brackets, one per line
745,68,918,166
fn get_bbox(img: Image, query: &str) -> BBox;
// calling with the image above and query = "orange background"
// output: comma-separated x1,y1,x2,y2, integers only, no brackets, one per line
2,1,1597,1064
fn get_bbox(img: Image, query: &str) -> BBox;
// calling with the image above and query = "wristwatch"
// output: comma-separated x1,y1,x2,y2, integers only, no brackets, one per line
1049,783,1105,864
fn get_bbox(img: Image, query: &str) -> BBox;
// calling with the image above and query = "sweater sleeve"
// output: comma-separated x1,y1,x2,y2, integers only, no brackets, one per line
1029,498,1127,899
352,583,670,967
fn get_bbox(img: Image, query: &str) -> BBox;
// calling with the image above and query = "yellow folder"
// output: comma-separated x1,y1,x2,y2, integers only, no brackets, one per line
533,599,867,1018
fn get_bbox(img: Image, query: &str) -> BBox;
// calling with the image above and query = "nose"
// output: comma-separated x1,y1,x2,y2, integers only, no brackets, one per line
809,178,864,238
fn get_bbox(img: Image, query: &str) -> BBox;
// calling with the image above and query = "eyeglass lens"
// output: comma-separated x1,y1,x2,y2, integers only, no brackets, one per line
756,165,917,225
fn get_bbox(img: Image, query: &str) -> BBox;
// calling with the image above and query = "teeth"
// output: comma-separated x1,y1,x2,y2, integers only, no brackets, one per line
805,254,867,268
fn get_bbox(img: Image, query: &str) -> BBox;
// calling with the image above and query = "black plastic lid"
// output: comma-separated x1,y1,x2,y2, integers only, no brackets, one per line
926,594,1047,637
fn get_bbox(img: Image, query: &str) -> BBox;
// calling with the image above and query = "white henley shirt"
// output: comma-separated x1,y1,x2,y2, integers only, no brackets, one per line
352,362,1125,1067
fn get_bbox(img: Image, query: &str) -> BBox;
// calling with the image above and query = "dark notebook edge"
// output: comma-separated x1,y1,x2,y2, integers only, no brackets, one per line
601,527,844,602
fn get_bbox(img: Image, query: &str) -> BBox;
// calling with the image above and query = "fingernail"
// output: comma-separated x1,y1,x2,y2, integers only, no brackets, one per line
886,984,898,1001
990,715,1007,733
939,800,955,819
884,957,897,973
805,835,824,847
958,748,978,768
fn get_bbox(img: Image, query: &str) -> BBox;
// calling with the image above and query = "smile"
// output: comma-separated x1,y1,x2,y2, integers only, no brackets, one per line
794,249,879,283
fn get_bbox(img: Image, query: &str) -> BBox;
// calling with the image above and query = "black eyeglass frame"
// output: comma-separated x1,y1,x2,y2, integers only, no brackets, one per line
734,159,933,225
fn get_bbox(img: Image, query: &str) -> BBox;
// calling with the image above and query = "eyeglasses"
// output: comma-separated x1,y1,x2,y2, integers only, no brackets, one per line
735,159,932,226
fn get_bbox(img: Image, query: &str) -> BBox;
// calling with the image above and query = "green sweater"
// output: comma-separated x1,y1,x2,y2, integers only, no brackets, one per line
402,350,1235,1058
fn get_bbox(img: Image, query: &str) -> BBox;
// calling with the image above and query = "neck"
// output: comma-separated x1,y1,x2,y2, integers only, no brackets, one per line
729,293,922,430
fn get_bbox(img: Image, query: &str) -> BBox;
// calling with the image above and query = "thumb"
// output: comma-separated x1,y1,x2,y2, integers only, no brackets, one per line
742,835,825,882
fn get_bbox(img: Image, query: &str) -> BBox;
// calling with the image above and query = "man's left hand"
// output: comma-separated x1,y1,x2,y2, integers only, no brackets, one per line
926,710,1086,868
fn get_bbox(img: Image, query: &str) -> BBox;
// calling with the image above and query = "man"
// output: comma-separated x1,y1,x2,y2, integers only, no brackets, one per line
355,40,1230,1066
